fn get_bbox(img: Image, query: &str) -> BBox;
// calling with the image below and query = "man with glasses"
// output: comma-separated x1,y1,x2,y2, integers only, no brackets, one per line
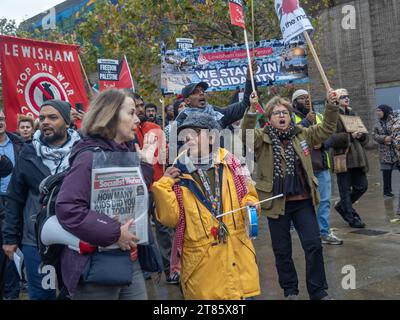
324,89,369,228
174,59,258,129
0,109,25,300
292,90,343,245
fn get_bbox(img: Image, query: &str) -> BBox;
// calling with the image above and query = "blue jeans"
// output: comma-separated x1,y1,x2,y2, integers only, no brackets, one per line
315,170,332,236
21,245,56,300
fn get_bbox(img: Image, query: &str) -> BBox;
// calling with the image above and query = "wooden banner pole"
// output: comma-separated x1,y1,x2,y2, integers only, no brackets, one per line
243,29,256,93
303,31,330,92
78,55,95,98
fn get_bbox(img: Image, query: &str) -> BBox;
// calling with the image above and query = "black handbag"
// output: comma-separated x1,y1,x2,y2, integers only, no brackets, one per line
138,221,164,273
82,249,133,286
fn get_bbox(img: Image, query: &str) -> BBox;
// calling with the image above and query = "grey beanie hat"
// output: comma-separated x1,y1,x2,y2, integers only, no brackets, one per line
177,111,222,133
40,100,71,124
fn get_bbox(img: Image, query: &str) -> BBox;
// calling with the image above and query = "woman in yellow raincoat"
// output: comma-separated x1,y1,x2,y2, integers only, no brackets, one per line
153,111,260,300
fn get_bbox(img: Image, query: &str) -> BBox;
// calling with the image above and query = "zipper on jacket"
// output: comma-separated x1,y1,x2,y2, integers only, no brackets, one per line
226,178,237,230
195,201,209,238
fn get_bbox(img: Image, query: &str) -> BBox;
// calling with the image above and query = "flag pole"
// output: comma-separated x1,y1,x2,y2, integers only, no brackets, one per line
303,31,330,91
124,55,135,93
251,0,255,53
244,29,256,93
160,96,166,171
78,55,95,98
307,82,314,113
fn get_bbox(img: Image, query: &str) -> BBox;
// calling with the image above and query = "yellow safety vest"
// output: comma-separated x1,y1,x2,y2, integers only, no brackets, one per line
294,112,331,169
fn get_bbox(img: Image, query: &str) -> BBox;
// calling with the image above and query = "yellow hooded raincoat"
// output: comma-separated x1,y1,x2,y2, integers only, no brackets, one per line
153,148,260,300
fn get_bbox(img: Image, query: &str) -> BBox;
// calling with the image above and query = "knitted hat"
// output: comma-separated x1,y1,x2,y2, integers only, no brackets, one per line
291,89,309,103
40,100,71,124
0,154,13,178
177,111,221,133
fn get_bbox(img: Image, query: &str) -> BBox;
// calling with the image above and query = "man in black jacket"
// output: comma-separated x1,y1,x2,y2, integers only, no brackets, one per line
0,109,25,300
2,100,81,299
174,59,258,129
0,154,16,300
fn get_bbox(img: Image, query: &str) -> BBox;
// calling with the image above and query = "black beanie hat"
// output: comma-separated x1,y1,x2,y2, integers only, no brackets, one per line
0,154,13,178
40,100,71,124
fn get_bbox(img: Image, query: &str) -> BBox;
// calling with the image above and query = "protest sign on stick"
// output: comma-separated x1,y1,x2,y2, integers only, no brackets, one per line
274,0,331,91
98,55,135,92
228,0,256,94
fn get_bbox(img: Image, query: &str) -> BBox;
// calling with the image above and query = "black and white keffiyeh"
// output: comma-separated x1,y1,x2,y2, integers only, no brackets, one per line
32,129,81,174
264,125,303,196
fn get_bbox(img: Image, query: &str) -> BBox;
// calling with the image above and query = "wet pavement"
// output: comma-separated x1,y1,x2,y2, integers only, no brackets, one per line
146,150,400,300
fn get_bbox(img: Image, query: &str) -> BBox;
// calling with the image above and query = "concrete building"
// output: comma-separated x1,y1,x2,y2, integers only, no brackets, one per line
308,0,400,130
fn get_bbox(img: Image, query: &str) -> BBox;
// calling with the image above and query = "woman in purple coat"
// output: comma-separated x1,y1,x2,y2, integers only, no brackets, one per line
55,89,156,299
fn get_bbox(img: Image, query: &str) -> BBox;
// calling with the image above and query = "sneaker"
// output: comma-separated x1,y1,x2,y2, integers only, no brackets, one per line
384,192,394,198
320,294,334,300
349,219,366,228
321,232,343,245
285,294,298,300
166,272,180,285
142,271,152,280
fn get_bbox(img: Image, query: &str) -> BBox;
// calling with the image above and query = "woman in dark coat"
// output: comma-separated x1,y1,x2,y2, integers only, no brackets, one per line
56,89,156,299
372,104,399,197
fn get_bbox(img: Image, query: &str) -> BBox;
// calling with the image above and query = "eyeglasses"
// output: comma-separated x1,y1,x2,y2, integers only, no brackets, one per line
339,95,349,100
271,110,290,116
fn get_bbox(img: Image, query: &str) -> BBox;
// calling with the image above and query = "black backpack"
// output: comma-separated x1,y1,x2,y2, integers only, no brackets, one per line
35,146,101,267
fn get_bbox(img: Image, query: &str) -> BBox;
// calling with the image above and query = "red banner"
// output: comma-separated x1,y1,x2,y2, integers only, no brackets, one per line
229,0,245,29
98,55,134,91
0,35,89,131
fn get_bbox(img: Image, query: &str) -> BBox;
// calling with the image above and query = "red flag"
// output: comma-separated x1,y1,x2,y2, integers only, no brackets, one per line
0,35,89,132
229,0,245,29
98,55,134,91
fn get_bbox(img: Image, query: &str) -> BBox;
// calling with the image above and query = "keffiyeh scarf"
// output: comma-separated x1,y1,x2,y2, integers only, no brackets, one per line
32,129,81,174
264,125,303,196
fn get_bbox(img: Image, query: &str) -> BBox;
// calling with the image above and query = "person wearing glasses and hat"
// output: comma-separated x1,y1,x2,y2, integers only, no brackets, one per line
152,111,260,300
174,59,258,129
323,89,369,229
242,89,340,300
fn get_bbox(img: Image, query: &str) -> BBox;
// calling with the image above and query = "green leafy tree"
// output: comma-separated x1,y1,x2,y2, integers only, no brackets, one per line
5,0,332,106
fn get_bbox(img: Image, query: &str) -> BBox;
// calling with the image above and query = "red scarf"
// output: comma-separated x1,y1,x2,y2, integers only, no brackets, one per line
169,152,249,274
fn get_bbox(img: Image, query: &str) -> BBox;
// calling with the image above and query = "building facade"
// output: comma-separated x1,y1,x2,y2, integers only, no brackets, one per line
308,0,400,130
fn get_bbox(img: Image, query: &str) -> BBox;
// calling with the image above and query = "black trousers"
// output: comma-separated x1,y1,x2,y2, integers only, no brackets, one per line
148,192,174,274
336,167,368,223
267,199,328,300
0,227,6,300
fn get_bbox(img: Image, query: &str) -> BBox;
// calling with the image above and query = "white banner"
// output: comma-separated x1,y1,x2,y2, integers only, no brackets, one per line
274,0,314,43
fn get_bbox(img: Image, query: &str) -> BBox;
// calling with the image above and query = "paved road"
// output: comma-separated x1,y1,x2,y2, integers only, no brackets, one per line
146,150,400,300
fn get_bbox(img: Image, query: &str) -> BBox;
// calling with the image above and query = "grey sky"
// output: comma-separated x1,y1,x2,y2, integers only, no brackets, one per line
1,0,66,25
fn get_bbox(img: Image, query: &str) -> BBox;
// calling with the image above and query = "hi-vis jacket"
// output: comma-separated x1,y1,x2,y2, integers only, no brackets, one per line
152,148,260,300
293,111,331,171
